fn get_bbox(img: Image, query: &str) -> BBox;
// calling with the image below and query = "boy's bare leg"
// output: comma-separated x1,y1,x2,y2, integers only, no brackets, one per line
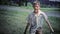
30,33,35,34
36,29,42,34
36,27,43,34
38,29,42,34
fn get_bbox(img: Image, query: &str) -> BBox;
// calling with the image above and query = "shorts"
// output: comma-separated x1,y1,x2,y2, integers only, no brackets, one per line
29,27,42,34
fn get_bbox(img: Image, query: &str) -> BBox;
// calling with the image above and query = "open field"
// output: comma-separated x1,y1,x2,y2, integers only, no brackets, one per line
0,5,60,12
0,10,60,34
20,6,60,12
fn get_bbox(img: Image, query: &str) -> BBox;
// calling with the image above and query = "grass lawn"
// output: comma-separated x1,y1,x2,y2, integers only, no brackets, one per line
43,16,60,34
20,6,60,12
0,10,60,34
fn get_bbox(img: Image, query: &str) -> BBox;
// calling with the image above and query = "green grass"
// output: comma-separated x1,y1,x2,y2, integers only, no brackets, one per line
43,17,60,34
0,10,29,34
0,10,60,34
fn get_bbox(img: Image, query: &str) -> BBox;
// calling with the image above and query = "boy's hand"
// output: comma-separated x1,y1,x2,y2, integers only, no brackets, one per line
51,29,54,33
24,31,26,34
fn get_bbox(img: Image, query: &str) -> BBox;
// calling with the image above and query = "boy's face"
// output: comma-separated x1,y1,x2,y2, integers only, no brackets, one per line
33,3,40,10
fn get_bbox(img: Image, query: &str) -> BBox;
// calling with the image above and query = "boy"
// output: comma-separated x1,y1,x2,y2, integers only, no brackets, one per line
24,1,54,34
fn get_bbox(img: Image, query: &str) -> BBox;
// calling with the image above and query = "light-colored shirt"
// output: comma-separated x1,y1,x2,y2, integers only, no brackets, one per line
26,11,48,33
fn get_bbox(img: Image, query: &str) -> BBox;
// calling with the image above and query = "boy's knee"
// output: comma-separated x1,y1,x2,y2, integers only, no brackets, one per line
36,29,42,34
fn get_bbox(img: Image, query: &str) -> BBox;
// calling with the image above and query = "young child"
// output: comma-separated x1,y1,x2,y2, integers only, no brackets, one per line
24,1,54,34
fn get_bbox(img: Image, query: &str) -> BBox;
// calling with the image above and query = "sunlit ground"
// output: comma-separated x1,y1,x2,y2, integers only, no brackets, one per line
0,9,60,34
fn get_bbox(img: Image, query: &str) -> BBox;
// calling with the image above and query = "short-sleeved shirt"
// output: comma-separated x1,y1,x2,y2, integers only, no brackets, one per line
26,11,48,33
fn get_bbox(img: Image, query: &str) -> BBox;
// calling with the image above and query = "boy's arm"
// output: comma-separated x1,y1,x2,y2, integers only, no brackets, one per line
45,18,54,32
43,13,54,32
24,14,31,34
24,23,30,34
